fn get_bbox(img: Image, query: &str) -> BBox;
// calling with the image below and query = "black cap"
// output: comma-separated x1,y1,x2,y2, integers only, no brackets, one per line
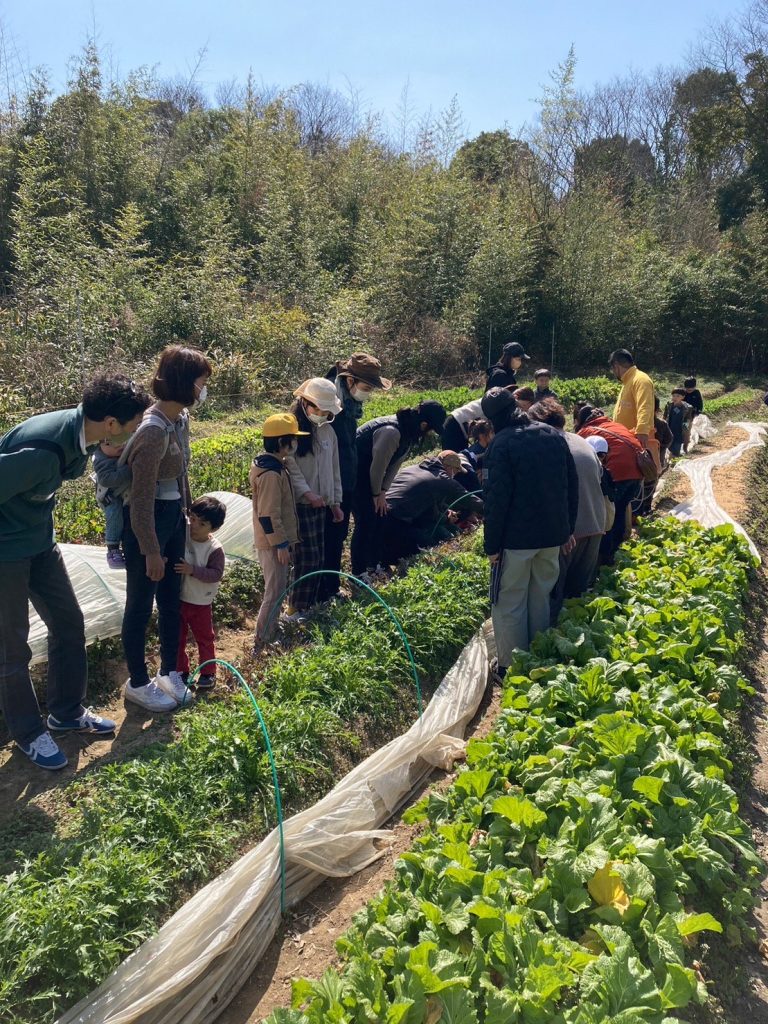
481,387,517,420
503,342,530,360
417,399,448,433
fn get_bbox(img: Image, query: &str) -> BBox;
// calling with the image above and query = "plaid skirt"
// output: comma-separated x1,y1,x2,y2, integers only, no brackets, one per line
292,504,326,610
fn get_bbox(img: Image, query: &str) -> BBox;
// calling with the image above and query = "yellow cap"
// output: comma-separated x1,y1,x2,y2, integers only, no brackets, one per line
262,413,310,438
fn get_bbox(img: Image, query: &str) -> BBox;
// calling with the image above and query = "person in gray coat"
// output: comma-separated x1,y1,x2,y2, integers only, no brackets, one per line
528,399,605,620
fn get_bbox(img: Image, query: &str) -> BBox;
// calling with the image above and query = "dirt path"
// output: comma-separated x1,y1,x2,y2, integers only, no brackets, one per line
0,622,257,837
706,434,768,1022
216,680,504,1024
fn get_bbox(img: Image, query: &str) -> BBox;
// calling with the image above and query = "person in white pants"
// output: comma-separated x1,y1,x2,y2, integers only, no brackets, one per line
481,388,579,677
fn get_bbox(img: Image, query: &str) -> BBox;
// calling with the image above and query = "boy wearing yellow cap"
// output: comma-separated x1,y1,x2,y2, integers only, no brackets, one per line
249,414,307,648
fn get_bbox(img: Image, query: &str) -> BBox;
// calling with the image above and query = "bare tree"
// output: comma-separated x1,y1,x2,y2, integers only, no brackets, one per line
287,81,353,156
435,94,466,167
393,77,416,156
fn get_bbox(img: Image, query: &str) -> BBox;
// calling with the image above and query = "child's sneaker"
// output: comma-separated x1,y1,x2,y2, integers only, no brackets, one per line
196,675,216,691
281,609,307,624
106,548,126,569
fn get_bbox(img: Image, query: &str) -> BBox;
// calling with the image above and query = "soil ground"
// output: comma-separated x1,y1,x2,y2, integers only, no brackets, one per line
0,621,257,834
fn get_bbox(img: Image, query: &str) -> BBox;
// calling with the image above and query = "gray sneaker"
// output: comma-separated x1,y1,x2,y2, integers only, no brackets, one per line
156,671,193,707
124,679,178,712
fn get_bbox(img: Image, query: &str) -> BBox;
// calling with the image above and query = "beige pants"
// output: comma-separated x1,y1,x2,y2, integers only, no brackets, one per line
492,546,560,666
255,548,290,642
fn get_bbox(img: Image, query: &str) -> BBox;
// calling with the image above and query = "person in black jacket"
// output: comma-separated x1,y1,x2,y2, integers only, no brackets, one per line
351,400,446,576
380,452,484,564
321,353,391,600
481,388,578,675
683,377,704,418
484,342,530,392
533,369,558,402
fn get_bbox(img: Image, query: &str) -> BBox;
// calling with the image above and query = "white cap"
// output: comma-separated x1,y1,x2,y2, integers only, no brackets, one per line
293,377,343,415
585,435,609,455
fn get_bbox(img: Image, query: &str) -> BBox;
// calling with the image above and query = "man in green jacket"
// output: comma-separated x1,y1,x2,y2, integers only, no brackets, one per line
0,374,151,770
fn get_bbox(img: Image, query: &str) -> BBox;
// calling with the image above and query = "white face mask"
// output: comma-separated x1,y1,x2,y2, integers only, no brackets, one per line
308,411,328,425
351,387,373,403
285,439,298,455
196,384,208,405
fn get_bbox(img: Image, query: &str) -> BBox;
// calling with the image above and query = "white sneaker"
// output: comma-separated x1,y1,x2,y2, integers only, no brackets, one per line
124,679,178,712
156,671,194,707
280,610,307,625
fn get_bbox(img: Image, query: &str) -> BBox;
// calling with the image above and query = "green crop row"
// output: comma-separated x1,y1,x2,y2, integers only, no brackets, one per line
271,519,762,1024
702,388,763,417
550,376,621,410
0,550,489,1023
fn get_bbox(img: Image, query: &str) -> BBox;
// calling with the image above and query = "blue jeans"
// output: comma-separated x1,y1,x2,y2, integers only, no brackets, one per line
104,500,124,545
121,501,185,687
0,545,87,743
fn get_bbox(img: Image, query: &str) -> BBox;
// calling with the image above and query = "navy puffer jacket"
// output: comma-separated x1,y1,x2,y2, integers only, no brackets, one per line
483,419,579,554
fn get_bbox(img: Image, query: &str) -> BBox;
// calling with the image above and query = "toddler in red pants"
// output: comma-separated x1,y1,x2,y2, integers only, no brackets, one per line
174,495,227,689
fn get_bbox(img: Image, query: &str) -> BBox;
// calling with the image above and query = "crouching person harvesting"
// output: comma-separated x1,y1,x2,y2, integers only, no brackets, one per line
0,374,151,769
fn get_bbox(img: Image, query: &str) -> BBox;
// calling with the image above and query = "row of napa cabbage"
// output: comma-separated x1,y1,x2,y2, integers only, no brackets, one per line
272,519,762,1024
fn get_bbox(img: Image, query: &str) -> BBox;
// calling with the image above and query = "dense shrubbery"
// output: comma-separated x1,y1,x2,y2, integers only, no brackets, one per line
1,12,768,413
271,520,762,1024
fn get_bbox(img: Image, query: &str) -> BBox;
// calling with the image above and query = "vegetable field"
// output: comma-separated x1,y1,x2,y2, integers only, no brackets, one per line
3,376,767,1024
270,520,763,1024
0,551,488,1023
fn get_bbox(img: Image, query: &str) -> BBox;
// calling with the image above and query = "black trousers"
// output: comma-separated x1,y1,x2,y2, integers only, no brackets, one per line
121,500,185,687
351,486,382,576
0,545,87,743
317,492,353,600
600,479,640,563
440,416,467,453
379,516,429,565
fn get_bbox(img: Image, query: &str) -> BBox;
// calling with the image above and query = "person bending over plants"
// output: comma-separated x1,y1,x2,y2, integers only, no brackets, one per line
379,450,484,565
481,387,578,679
351,399,447,578
250,413,305,650
175,494,227,691
528,399,604,620
0,373,151,770
121,344,212,714
576,405,643,565
285,378,344,620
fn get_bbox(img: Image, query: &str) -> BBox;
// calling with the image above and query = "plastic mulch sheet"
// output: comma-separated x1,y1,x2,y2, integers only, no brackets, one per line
29,492,255,664
56,623,492,1024
670,420,766,559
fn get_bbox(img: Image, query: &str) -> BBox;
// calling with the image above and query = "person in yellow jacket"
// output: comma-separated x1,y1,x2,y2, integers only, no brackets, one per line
609,348,660,470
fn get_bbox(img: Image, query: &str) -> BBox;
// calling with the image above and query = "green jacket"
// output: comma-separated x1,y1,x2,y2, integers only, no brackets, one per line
0,406,95,561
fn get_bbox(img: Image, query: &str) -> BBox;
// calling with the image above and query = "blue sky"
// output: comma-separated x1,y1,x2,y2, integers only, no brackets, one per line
0,0,748,137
